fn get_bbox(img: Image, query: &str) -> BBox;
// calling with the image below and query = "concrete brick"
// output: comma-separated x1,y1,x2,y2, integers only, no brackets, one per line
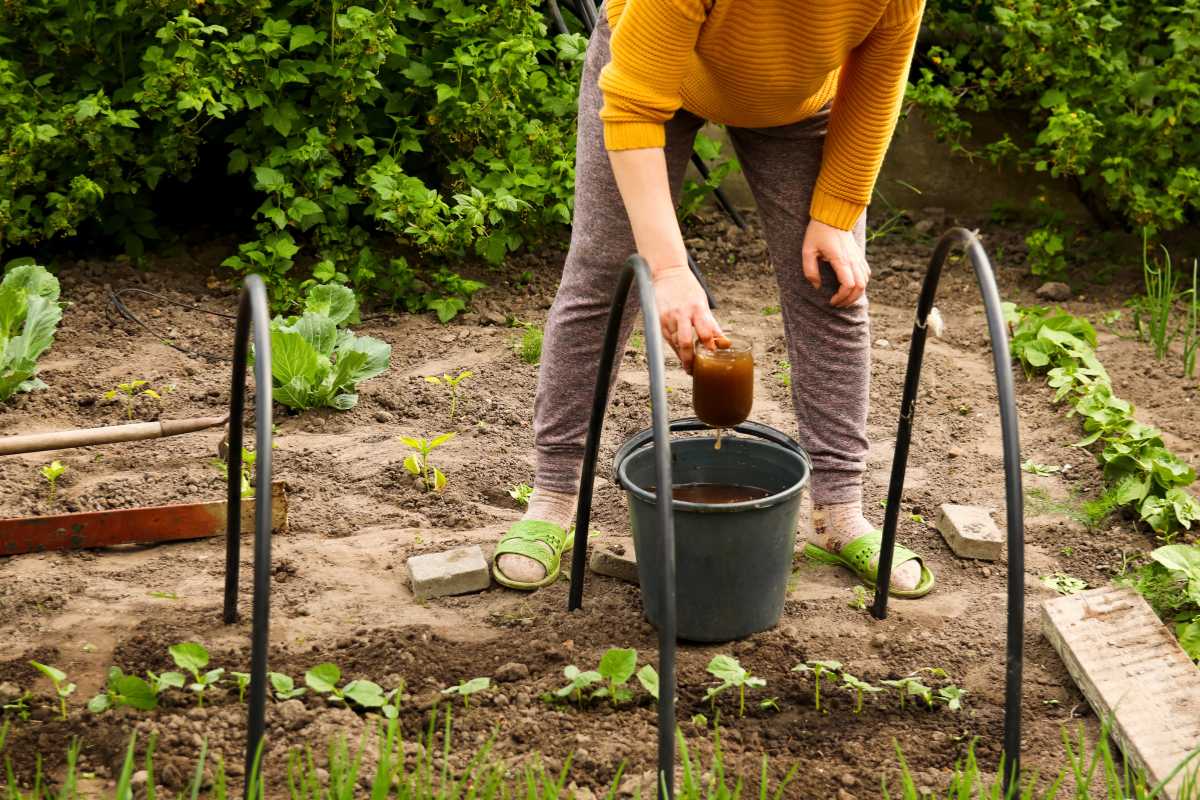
588,543,639,584
407,545,490,601
936,503,1003,561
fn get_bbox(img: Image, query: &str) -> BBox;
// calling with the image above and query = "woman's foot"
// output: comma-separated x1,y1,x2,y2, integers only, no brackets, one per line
811,500,922,591
495,488,576,585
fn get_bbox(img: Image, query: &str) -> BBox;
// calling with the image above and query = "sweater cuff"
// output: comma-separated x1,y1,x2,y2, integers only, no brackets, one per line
603,120,667,151
810,189,867,231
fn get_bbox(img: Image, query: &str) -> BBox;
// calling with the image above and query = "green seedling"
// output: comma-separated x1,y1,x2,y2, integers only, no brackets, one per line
840,673,882,715
39,460,66,503
636,664,660,701
937,685,967,711
882,676,934,710
169,642,224,708
761,305,781,316
910,513,925,524
704,654,765,718
211,447,256,498
424,369,473,421
516,325,543,365
304,663,388,709
30,661,75,720
104,379,165,420
441,677,491,709
791,660,841,713
849,585,868,611
1042,572,1088,595
759,697,780,712
775,360,791,388
547,665,602,708
509,483,534,506
269,672,307,700
1022,459,1062,477
401,433,454,492
88,667,157,713
1183,259,1199,378
691,713,708,728
147,591,179,600
147,669,185,695
2,690,33,720
230,671,251,703
594,648,637,705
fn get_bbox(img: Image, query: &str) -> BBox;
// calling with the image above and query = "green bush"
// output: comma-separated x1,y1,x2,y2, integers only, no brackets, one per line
0,1,585,311
910,0,1200,236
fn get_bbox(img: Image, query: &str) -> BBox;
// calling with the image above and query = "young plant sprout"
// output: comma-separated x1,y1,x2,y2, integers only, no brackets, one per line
29,661,75,721
691,713,708,728
88,667,157,713
516,325,543,365
704,654,765,718
304,663,387,709
791,660,841,713
881,676,934,710
39,460,66,503
424,369,473,422
548,665,602,708
2,690,33,720
169,642,224,708
269,672,307,700
104,379,165,420
849,585,868,611
759,697,781,712
594,648,637,706
147,669,185,695
509,483,534,506
840,673,883,715
230,671,251,703
401,433,454,492
441,677,491,709
211,447,256,498
937,685,967,711
636,664,660,701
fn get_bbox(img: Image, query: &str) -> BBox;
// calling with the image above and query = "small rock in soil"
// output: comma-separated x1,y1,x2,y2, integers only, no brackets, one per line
914,219,936,235
1035,281,1072,301
495,661,530,682
839,772,860,788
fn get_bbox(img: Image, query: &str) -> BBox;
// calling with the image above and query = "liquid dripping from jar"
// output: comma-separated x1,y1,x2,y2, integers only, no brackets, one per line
714,427,723,450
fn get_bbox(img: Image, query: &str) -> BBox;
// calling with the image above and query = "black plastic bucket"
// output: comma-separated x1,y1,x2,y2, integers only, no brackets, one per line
614,420,811,642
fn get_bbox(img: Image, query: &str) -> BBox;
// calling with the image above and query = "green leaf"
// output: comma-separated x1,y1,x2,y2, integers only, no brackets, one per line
305,663,341,694
636,664,659,700
1177,619,1200,661
289,24,319,51
114,675,158,710
460,677,490,694
253,166,286,193
87,694,111,713
269,329,321,395
343,679,386,708
304,284,357,326
706,654,745,683
335,335,391,384
30,661,66,684
598,648,637,685
169,642,210,674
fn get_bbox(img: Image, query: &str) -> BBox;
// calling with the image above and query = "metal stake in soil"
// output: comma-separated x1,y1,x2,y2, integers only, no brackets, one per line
870,228,1025,790
220,275,275,796
568,255,678,800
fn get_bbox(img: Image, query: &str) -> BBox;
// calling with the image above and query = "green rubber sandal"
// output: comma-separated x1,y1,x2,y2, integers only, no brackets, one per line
803,530,935,599
492,520,575,591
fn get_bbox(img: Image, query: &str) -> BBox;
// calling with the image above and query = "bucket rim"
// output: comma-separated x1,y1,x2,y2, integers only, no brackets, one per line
615,430,811,513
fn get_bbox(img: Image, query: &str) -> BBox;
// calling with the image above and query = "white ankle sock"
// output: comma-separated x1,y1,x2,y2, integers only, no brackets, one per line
522,487,576,530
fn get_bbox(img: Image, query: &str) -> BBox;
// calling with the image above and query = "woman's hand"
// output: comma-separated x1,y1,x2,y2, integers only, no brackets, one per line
802,219,870,307
652,265,726,374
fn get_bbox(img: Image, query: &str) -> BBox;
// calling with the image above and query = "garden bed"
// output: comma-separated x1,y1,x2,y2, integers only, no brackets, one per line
1,212,1196,797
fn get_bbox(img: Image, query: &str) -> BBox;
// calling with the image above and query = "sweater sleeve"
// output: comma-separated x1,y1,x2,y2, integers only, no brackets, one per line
809,0,925,230
597,0,709,151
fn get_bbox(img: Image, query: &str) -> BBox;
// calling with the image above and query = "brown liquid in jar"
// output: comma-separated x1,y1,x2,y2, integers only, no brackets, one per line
692,337,754,442
666,483,771,504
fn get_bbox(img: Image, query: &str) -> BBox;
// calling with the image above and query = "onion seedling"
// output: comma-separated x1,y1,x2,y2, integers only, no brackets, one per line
270,672,307,700
840,673,882,715
401,433,454,492
440,677,490,709
39,460,67,503
791,660,841,714
594,648,637,706
515,325,543,365
30,661,74,720
424,369,473,422
169,642,224,708
2,690,32,720
104,379,165,420
704,654,765,718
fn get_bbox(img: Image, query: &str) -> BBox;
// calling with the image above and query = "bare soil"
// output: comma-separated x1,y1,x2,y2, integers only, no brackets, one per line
1,210,1196,798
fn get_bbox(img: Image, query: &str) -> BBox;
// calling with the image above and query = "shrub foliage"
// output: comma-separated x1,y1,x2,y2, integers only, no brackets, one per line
0,1,585,308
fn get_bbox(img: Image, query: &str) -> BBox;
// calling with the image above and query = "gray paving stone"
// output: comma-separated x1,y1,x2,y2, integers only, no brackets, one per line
936,503,1003,561
588,543,640,584
407,545,490,601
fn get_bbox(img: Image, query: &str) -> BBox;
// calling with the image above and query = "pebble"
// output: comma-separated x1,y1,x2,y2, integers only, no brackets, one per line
874,338,890,348
1035,281,1072,301
839,772,860,788
871,632,888,648
836,790,856,800
495,661,530,682
914,219,936,235
374,410,394,424
948,447,963,458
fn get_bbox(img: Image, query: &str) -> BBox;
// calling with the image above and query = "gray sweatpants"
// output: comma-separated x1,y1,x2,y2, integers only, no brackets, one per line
533,13,869,506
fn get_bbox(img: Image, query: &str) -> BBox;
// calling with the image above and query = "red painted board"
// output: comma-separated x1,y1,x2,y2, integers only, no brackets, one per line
0,482,287,556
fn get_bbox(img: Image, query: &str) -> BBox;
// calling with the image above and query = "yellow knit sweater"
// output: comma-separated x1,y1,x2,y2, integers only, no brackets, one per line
598,0,925,230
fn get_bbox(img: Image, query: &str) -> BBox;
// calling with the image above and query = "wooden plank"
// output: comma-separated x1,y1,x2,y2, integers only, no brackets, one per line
0,482,287,556
1042,586,1200,798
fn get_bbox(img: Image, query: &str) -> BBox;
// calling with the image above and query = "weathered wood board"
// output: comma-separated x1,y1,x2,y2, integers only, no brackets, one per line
1042,586,1200,799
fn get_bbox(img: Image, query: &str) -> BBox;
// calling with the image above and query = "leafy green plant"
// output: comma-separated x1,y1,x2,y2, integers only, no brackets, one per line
424,369,473,422
401,433,455,492
1123,544,1200,661
679,133,741,222
269,672,307,701
594,648,637,706
0,264,62,402
791,660,841,714
546,665,603,708
265,284,391,411
1,691,32,721
441,677,490,709
704,655,765,718
228,672,251,704
1023,460,1062,477
509,483,534,506
515,325,543,365
147,669,185,696
1025,224,1069,281
39,460,66,503
29,662,74,720
104,380,164,420
936,685,967,711
169,642,224,708
212,447,256,498
775,360,791,388
1042,572,1088,596
838,673,882,715
636,664,660,702
304,663,388,709
849,585,868,611
881,676,935,711
87,667,157,714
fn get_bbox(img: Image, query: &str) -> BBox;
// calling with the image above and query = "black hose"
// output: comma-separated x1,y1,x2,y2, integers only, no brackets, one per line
546,0,569,36
221,275,275,795
568,255,678,800
870,227,1024,790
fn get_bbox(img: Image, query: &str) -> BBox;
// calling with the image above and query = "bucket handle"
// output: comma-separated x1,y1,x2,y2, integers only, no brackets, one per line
611,417,812,481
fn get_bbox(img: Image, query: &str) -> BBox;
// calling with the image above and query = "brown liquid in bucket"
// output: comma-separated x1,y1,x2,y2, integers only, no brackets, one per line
692,335,754,449
649,483,772,504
